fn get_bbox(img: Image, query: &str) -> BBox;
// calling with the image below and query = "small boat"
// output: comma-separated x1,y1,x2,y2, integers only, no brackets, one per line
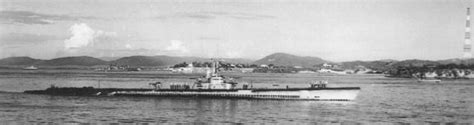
23,66,38,70
24,60,361,101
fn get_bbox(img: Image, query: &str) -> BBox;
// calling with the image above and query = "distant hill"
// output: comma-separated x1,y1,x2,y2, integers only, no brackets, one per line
99,56,122,61
110,56,255,67
219,58,254,64
389,59,440,67
341,60,397,71
36,56,107,66
254,53,330,67
342,59,438,70
377,59,398,62
110,56,183,66
437,58,474,65
0,57,43,65
342,59,447,70
342,58,474,71
0,56,254,67
2,54,472,69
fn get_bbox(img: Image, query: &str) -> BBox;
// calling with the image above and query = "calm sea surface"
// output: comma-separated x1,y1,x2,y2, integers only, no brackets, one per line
0,69,473,124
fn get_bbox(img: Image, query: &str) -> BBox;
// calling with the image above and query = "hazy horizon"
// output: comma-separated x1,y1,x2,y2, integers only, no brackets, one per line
1,0,473,62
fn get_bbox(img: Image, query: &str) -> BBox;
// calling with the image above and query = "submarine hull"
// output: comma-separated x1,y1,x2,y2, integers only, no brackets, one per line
25,87,360,101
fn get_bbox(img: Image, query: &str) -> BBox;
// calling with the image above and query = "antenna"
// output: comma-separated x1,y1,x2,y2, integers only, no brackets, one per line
463,7,472,59
216,43,221,59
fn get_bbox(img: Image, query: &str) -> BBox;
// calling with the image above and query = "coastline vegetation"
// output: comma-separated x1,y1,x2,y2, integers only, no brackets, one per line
386,63,474,79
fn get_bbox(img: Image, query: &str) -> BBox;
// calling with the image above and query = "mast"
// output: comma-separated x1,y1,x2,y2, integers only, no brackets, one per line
463,7,472,59
210,59,218,76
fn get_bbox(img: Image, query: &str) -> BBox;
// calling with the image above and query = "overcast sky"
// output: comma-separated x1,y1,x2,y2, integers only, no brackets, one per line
0,0,473,61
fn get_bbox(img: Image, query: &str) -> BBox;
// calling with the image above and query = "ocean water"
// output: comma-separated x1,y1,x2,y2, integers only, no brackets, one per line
0,69,473,124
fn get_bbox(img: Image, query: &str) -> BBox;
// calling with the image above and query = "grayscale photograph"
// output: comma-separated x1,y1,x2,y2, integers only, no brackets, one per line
0,0,473,124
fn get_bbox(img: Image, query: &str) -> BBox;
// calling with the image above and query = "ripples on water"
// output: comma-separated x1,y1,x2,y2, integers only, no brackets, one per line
0,69,473,124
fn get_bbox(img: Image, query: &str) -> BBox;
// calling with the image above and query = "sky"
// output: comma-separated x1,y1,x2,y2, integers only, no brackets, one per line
0,0,473,62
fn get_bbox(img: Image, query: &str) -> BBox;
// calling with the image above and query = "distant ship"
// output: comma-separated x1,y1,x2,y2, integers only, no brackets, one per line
23,66,38,70
25,60,361,101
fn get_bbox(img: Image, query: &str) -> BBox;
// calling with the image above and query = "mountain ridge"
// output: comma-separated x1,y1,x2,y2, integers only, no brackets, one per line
253,53,331,67
0,57,43,66
0,55,255,67
1,53,474,68
35,56,108,66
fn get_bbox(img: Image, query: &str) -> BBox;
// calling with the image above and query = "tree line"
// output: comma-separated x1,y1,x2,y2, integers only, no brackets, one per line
386,63,474,78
